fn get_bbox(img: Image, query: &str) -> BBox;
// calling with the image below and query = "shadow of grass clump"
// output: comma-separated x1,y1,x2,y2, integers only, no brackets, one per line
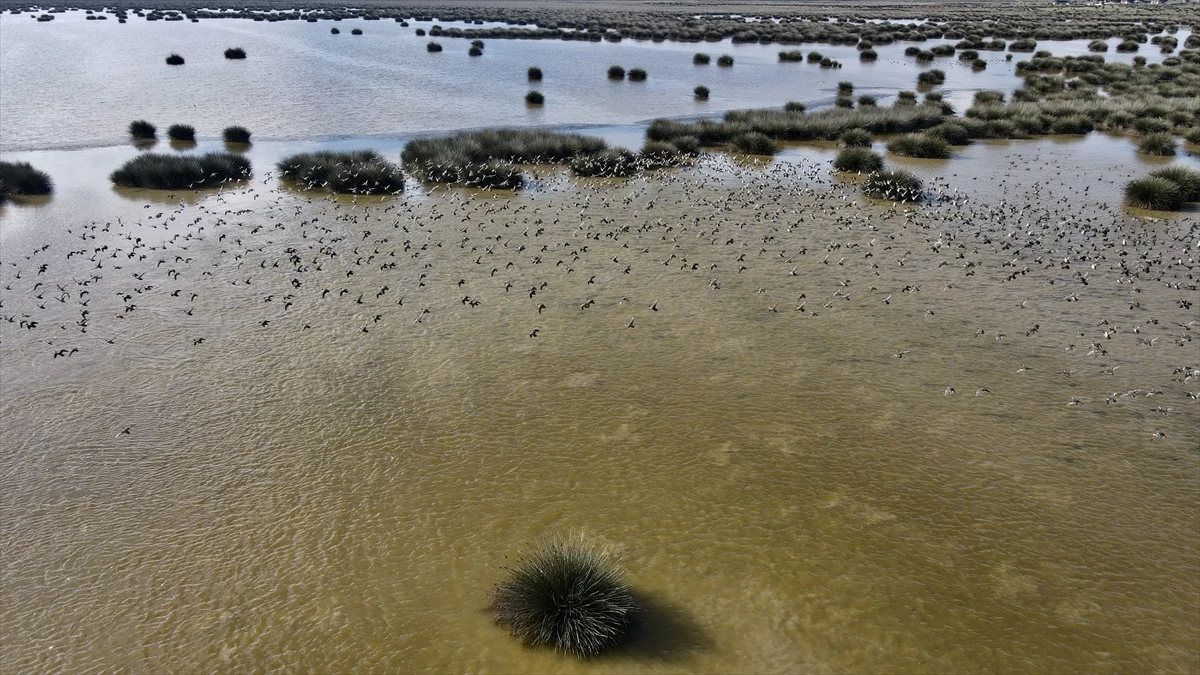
0,161,53,199
110,153,250,189
276,150,404,194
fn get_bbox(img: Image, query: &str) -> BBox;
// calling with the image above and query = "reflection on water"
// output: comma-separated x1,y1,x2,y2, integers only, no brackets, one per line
1,148,1197,672
0,10,1188,151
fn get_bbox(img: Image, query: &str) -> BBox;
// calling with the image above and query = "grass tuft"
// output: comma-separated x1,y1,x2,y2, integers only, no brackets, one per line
1124,177,1184,210
224,47,246,59
717,54,734,67
1149,166,1200,201
527,66,543,81
730,132,776,156
222,126,252,143
0,161,53,197
628,68,647,82
832,147,884,173
886,133,951,158
110,153,250,189
864,169,924,201
840,128,873,147
525,90,545,105
1137,133,1176,156
693,53,710,65
276,150,404,194
167,124,196,142
490,537,635,657
129,120,157,139
165,53,184,65
694,85,710,100
607,65,625,80
427,41,442,52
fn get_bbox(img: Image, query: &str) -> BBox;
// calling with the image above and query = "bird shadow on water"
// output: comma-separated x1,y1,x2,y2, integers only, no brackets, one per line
605,591,714,664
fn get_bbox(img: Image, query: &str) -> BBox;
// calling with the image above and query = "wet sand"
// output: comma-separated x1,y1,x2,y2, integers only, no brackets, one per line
1,153,1197,672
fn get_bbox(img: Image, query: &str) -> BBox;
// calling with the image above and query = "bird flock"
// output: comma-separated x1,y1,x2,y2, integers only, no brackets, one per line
1,152,1197,446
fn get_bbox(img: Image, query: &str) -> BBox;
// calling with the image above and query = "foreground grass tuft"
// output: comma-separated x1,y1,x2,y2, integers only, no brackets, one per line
1124,177,1184,210
0,161,53,198
832,147,884,173
276,150,404,194
1148,165,1200,201
490,537,635,657
111,153,250,189
1137,133,1177,156
864,169,924,201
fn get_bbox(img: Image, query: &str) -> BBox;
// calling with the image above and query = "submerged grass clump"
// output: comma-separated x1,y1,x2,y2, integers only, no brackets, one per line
167,124,195,142
0,161,53,198
864,169,924,201
832,147,884,173
222,126,251,143
490,537,635,657
110,153,250,189
1124,176,1184,210
129,120,156,139
276,150,404,194
1149,165,1200,201
1137,133,1177,156
886,132,951,158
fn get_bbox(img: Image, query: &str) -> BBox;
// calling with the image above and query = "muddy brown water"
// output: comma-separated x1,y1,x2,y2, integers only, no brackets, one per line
1,148,1198,671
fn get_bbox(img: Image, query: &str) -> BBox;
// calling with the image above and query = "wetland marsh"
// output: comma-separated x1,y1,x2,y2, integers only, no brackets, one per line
1,3,1198,673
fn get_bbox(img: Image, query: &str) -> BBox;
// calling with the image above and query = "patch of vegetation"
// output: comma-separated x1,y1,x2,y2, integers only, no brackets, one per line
730,132,777,156
351,28,363,35
916,69,946,85
129,120,157,139
110,153,250,189
929,122,971,145
717,54,734,67
167,124,195,142
276,150,404,194
628,68,647,81
860,49,878,61
165,53,184,65
693,53,710,65
0,161,53,199
427,41,442,52
490,537,635,657
570,149,639,177
469,45,483,56
694,85,710,100
607,65,625,80
222,126,251,143
224,47,246,59
402,129,607,188
833,147,884,173
863,169,924,201
840,128,873,147
857,94,877,107
1137,133,1176,156
1149,166,1200,201
525,90,544,105
887,132,951,158
528,66,542,81
1124,176,1184,211
779,50,803,62
331,27,339,34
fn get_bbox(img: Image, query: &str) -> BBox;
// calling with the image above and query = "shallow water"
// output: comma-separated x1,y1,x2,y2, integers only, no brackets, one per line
0,11,1187,151
2,149,1198,672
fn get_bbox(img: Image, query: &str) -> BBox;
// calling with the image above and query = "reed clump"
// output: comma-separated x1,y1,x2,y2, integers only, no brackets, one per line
490,537,635,657
832,147,884,173
276,150,404,194
1137,133,1176,156
1124,176,1184,210
864,169,923,201
129,120,157,139
222,126,251,143
887,132,951,158
110,153,250,189
401,129,607,189
224,47,246,59
165,53,184,65
167,124,195,142
0,161,53,198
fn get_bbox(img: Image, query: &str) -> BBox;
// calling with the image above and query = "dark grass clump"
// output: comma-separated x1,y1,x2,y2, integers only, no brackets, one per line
857,94,877,107
1137,133,1176,156
402,129,607,189
427,41,442,52
669,136,701,155
0,161,53,197
717,54,734,67
1049,115,1094,135
929,122,971,145
628,68,647,82
916,69,946,86
276,150,404,194
607,65,625,80
784,101,806,113
469,46,483,57
887,133,951,158
694,85,710,100
570,149,639,177
224,47,246,59
864,169,924,202
351,28,363,35
528,66,543,81
1149,166,1200,201
129,120,156,139
832,147,884,173
837,81,854,95
693,53,710,65
222,126,251,143
779,50,803,62
840,128,873,147
1124,177,1184,210
331,27,339,34
641,140,687,168
525,90,544,105
167,124,195,142
165,53,184,65
730,132,776,156
110,153,250,190
860,49,878,61
490,537,635,657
